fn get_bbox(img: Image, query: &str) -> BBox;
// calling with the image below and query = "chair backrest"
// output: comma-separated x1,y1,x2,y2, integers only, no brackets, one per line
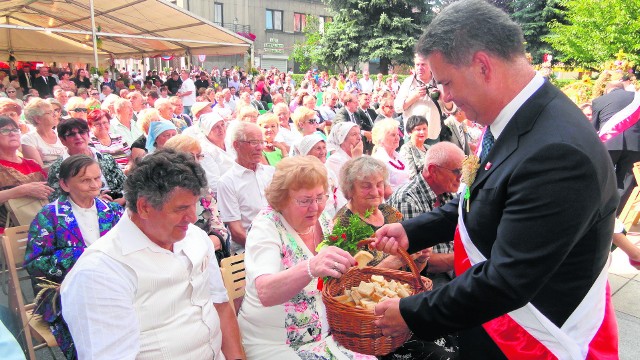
220,253,246,314
1,225,37,359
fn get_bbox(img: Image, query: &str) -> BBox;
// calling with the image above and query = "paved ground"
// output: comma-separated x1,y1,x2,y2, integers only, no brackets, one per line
3,239,639,360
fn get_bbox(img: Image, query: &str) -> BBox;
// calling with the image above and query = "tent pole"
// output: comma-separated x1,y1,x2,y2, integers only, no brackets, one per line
89,0,99,74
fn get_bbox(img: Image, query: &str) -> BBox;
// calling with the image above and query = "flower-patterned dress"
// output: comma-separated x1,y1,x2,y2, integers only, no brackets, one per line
24,196,124,360
238,208,375,360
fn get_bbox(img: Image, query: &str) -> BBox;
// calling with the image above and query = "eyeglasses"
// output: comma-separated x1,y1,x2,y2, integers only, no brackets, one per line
307,119,318,125
382,105,394,110
295,195,329,207
193,153,205,160
90,92,100,96
53,108,62,113
0,128,21,135
435,165,462,176
63,129,89,138
71,108,88,113
239,139,264,146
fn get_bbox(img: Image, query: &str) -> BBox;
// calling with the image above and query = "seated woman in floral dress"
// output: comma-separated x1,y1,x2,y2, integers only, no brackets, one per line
24,155,124,359
238,156,375,360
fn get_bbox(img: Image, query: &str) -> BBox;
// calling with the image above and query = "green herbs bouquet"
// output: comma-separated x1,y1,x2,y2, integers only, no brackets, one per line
316,211,374,255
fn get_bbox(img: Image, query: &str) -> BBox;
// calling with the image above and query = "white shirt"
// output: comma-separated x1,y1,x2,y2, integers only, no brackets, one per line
20,131,67,170
110,116,143,145
317,105,337,122
326,148,351,183
394,75,442,140
490,75,545,139
199,138,236,195
217,163,275,250
179,78,197,106
359,77,374,93
373,147,411,191
274,127,302,149
61,213,228,360
68,198,100,246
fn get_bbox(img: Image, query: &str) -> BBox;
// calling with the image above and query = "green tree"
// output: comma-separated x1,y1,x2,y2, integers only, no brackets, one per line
510,0,566,64
320,0,430,73
290,15,323,73
545,0,640,67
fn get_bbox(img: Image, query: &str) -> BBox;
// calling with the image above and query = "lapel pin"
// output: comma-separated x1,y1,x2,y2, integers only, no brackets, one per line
485,162,492,170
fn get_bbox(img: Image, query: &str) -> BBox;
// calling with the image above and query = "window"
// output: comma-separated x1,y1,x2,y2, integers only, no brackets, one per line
266,9,283,31
213,3,223,25
319,16,332,34
294,13,307,33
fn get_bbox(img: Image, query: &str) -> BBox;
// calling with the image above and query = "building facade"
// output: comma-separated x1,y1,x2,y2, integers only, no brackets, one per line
173,0,332,72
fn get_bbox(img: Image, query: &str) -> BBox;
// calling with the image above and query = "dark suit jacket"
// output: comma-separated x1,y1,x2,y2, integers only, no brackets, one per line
444,117,471,155
334,107,373,153
399,81,618,358
592,89,638,151
18,71,35,92
32,75,56,98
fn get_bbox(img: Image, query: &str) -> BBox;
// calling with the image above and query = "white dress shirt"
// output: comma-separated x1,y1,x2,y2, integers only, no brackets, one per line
61,213,228,360
68,198,100,246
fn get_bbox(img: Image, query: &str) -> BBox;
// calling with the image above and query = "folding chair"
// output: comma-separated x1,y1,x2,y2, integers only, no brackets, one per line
1,225,58,360
220,253,246,314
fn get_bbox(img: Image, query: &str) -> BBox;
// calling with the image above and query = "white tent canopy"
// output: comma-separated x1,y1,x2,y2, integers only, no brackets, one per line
0,0,252,64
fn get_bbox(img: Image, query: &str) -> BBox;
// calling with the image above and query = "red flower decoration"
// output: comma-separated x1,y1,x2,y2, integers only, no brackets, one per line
329,235,338,242
341,233,346,239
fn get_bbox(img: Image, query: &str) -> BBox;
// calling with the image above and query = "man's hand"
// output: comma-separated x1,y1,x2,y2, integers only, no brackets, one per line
372,223,409,256
374,298,411,337
362,130,372,142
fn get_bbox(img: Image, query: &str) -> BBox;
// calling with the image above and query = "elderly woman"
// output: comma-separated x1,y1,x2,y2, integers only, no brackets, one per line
0,116,53,227
25,154,123,359
372,118,410,191
65,97,88,121
238,156,373,360
145,120,177,154
292,106,322,138
399,115,430,179
22,98,68,170
47,118,125,204
46,98,64,125
164,134,230,263
257,113,288,166
87,109,131,169
294,134,345,218
129,108,161,163
6,86,24,108
325,122,363,181
196,113,235,194
0,98,29,133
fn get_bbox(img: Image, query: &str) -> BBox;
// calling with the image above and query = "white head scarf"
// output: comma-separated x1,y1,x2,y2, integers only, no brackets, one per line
199,112,225,136
293,133,325,156
326,122,358,153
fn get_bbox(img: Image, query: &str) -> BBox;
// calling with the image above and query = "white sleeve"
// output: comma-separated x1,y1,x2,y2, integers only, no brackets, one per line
394,78,411,114
61,254,139,360
200,153,221,193
20,133,38,148
244,215,283,281
217,175,241,223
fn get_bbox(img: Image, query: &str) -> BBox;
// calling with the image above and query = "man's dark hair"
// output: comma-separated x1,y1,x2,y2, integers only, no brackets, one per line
124,149,207,213
415,0,525,66
57,118,89,139
147,90,159,100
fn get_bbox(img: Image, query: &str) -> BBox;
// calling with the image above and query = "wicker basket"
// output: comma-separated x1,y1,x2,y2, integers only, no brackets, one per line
322,239,432,356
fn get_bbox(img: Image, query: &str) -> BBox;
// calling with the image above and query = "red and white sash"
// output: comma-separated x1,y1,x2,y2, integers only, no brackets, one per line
453,194,618,359
598,91,640,143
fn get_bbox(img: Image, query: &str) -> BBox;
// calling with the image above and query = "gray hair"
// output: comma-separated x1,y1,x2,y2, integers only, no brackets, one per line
273,102,289,115
339,155,389,200
124,148,207,213
423,141,465,173
114,98,132,112
154,97,172,111
24,98,50,126
416,0,525,65
232,121,260,143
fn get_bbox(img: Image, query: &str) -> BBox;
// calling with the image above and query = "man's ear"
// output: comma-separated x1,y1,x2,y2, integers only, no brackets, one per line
472,51,493,81
136,197,151,220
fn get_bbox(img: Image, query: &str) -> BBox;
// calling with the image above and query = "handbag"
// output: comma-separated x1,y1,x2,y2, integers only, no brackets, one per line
4,196,48,227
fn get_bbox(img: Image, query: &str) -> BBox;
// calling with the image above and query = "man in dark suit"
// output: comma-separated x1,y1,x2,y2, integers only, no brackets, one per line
371,1,619,359
333,93,373,154
32,66,56,98
18,64,35,93
592,82,640,214
357,92,376,154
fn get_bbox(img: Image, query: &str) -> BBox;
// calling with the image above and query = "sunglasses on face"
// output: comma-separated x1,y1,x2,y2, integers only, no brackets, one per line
307,119,318,125
71,108,88,113
63,129,89,138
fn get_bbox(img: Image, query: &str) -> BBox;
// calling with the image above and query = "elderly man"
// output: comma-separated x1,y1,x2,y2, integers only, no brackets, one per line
222,88,236,114
334,93,372,154
388,142,464,288
176,69,196,114
32,66,56,98
61,150,244,359
218,122,275,254
251,91,266,111
373,1,618,358
317,90,340,123
359,71,374,93
111,98,143,145
127,91,146,120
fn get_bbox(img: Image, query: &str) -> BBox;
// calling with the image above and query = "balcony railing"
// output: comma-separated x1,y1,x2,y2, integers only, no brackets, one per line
213,22,251,34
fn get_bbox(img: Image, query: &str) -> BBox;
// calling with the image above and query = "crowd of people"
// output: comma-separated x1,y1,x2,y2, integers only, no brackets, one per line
1,0,639,359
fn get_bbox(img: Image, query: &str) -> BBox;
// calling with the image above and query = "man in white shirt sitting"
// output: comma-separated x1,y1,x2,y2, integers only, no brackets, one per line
61,150,244,360
218,122,275,254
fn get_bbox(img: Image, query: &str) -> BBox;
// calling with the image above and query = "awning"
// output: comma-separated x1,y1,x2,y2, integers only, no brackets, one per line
0,0,252,64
